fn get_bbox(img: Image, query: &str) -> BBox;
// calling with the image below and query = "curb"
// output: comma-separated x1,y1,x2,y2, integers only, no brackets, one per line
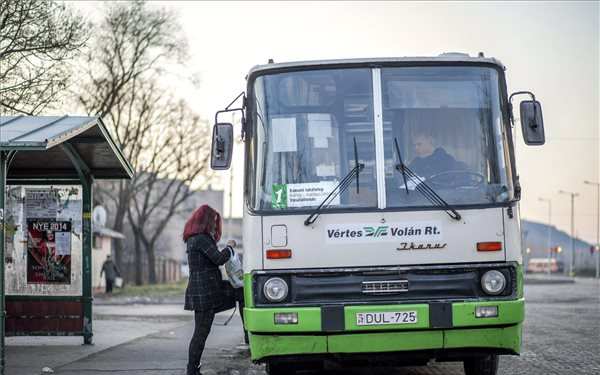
524,277,576,285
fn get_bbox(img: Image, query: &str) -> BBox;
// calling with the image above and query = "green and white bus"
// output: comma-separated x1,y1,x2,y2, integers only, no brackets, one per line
211,53,545,375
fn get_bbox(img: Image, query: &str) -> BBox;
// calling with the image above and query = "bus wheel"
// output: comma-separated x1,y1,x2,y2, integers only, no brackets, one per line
266,362,294,375
463,355,499,375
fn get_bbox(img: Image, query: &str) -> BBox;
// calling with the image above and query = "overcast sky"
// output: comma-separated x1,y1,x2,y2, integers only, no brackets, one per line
72,1,599,244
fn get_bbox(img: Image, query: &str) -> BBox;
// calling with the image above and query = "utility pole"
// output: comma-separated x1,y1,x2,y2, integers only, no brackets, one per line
559,190,579,277
583,180,599,278
538,197,552,275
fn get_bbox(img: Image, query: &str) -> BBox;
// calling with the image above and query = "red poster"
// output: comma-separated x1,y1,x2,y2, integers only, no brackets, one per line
27,220,71,284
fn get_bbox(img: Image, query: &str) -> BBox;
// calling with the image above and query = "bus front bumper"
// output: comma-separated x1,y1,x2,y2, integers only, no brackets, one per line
244,299,524,361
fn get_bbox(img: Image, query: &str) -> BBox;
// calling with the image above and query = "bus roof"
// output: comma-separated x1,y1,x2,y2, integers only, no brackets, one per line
246,52,505,79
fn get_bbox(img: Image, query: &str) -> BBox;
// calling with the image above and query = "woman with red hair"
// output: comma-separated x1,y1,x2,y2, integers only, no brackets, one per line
183,204,236,375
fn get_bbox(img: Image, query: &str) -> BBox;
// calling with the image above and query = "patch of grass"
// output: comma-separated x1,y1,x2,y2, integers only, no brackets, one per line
100,279,188,298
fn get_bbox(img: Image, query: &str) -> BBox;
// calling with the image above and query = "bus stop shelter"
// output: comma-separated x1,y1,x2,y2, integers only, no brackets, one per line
0,115,133,374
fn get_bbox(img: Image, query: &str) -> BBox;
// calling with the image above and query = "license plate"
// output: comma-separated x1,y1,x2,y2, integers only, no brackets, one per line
356,311,418,326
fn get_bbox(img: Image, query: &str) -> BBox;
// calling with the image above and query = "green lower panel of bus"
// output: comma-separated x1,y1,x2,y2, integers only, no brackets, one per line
249,324,522,361
244,299,524,361
244,299,524,332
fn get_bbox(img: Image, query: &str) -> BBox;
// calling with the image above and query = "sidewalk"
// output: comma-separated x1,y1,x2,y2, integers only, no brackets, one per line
5,303,193,375
92,289,185,305
5,283,260,375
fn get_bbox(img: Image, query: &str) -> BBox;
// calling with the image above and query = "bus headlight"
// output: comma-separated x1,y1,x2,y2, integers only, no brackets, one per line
481,270,506,295
264,277,289,302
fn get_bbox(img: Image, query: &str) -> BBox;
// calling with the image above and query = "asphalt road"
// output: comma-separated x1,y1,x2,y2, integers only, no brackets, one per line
5,277,599,375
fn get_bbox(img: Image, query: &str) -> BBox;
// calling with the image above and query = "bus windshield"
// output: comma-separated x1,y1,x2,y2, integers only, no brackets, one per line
247,65,512,212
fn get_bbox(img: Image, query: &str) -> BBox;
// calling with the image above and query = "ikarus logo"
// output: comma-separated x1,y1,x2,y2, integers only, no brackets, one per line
364,226,389,237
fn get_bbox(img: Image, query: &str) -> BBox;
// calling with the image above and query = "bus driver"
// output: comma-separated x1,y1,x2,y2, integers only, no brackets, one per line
408,130,460,179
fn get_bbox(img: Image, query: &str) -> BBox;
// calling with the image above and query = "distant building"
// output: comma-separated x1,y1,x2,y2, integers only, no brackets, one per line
91,206,125,291
92,225,125,292
95,179,243,285
146,185,245,284
161,187,244,283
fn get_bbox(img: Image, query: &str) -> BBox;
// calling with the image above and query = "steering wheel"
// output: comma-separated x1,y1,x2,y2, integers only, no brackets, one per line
425,170,486,189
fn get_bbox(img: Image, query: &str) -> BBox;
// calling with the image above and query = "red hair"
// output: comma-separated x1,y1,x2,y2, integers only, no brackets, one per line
182,204,222,243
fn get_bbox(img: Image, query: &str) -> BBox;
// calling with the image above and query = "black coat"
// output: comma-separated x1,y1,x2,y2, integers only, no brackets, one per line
100,260,120,281
408,147,458,178
184,233,232,311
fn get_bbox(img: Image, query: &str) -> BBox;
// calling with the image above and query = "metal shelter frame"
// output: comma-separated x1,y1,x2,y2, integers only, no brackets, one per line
0,115,133,374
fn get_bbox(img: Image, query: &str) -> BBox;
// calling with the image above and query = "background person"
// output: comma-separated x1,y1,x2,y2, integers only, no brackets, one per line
100,255,121,294
182,204,237,375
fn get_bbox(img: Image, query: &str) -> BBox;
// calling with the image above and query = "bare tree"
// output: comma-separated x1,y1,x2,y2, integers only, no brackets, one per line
77,0,187,119
127,99,213,284
0,0,87,115
77,0,185,279
77,1,213,284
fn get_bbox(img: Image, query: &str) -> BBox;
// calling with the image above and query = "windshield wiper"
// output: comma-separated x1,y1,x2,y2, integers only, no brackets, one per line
394,139,410,195
393,138,461,221
304,138,364,226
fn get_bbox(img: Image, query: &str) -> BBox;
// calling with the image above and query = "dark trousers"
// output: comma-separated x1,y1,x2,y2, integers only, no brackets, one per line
187,309,216,373
105,278,114,294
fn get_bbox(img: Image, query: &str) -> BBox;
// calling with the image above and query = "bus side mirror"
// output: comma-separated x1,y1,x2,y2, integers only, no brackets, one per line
211,123,233,170
520,100,545,145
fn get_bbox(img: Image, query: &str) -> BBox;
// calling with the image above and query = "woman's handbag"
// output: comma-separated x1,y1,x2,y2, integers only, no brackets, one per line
214,281,237,313
212,281,244,326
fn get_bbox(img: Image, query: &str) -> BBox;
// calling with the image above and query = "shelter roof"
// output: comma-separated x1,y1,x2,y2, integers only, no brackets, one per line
0,115,133,180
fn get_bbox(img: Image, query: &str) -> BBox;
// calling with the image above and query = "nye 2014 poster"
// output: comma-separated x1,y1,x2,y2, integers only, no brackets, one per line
27,220,72,284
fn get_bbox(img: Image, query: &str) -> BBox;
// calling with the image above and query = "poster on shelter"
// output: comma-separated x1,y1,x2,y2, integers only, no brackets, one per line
27,220,71,284
25,188,59,219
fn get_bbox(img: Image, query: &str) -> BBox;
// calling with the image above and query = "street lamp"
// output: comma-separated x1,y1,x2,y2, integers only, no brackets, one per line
538,197,552,275
558,190,579,277
583,180,599,279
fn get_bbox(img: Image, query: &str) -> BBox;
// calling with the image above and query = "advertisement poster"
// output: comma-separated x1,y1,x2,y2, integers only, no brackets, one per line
25,188,60,219
27,220,72,284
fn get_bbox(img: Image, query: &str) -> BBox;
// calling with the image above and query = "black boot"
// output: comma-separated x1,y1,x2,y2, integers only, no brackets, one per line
186,362,202,375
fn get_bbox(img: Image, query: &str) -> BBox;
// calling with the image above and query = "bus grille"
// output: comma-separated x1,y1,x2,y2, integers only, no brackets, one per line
362,280,409,294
